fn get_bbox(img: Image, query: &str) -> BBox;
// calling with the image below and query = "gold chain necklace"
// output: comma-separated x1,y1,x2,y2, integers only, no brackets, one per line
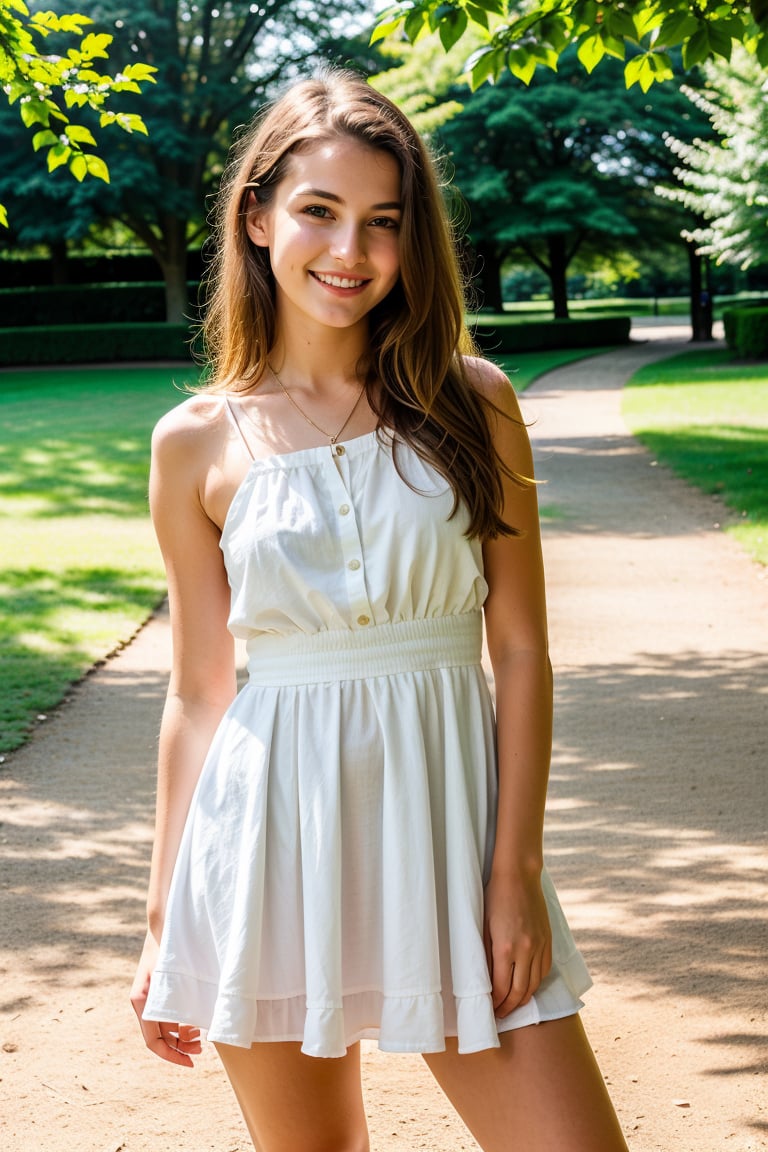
269,363,367,446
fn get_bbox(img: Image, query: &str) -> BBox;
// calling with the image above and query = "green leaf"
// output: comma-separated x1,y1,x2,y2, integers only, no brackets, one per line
633,6,660,39
439,9,468,52
466,4,490,29
655,12,701,47
604,7,638,42
600,33,626,61
64,88,89,109
80,32,113,60
756,32,768,66
65,123,97,146
47,143,72,172
404,9,428,43
707,21,734,61
577,32,605,73
20,101,51,128
682,27,711,69
468,0,504,13
370,16,402,45
466,45,503,89
70,153,88,182
0,203,8,230
116,112,149,136
31,128,58,151
85,154,110,183
507,45,538,85
120,63,158,84
113,80,142,95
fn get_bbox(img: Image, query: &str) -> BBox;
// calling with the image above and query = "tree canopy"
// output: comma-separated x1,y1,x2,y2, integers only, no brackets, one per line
0,0,156,226
659,49,768,270
435,48,712,315
373,1,768,93
0,0,373,318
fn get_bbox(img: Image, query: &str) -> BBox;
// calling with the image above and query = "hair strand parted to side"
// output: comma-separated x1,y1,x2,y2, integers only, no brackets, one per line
200,66,530,538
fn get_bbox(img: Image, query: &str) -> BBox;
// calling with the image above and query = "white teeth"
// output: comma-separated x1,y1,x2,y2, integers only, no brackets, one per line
314,272,365,288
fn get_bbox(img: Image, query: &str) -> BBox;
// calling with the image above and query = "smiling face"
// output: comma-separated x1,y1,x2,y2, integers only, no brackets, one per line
245,136,402,339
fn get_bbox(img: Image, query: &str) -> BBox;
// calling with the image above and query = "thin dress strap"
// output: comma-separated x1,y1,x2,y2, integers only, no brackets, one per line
224,396,256,462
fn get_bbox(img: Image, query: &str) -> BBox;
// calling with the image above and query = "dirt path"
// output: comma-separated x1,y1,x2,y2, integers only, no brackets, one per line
1,335,766,1151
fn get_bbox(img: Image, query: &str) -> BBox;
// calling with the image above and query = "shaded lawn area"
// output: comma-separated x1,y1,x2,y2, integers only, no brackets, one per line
0,346,611,754
0,365,198,752
622,349,768,565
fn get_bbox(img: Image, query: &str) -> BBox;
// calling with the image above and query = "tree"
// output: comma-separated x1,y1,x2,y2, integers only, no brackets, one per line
436,49,711,316
658,49,768,273
372,1,768,92
0,0,156,226
17,0,373,321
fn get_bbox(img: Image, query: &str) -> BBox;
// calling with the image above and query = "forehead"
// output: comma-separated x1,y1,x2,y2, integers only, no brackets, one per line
282,137,401,198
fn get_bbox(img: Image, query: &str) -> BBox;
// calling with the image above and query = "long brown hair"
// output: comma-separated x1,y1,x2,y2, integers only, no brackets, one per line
201,68,529,538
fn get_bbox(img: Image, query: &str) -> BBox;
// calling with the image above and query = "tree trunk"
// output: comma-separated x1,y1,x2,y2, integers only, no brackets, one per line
547,234,570,319
688,241,713,341
471,241,504,312
159,216,190,323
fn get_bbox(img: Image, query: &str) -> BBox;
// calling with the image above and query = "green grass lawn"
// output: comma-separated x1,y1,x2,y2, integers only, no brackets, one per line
497,346,615,391
0,364,197,751
623,349,768,565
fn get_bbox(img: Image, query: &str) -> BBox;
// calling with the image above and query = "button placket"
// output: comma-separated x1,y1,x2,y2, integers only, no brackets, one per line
324,447,374,629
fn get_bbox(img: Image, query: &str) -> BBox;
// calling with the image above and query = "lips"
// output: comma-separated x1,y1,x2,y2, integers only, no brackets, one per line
311,271,370,289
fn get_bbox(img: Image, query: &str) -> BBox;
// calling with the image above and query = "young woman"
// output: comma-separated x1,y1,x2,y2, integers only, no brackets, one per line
131,69,629,1152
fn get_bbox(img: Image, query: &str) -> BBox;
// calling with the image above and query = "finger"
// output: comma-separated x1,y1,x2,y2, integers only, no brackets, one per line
490,952,515,1012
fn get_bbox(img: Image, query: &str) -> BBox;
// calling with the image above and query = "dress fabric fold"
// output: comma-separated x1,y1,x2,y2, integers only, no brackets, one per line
143,429,592,1057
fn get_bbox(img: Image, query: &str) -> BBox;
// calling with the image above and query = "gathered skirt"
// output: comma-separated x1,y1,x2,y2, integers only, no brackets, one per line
143,614,591,1057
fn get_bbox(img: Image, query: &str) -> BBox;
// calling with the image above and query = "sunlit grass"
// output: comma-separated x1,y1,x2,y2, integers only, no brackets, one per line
623,350,768,565
496,346,616,391
0,365,195,751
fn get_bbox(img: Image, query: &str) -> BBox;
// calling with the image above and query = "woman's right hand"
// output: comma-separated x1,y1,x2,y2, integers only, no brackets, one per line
130,930,202,1067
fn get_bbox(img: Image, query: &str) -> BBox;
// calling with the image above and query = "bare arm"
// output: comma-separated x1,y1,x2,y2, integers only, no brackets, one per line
130,407,237,1065
471,358,554,1018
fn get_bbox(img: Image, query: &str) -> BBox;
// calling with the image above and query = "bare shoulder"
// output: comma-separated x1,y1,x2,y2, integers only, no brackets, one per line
462,354,522,419
151,392,228,466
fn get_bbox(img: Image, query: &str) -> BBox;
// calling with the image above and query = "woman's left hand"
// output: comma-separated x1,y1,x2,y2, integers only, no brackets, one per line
483,869,553,1018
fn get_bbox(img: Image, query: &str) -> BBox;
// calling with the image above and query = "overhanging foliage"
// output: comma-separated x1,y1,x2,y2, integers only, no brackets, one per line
372,1,768,92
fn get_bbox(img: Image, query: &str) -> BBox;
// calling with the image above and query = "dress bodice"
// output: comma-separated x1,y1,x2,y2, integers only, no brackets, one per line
221,430,488,640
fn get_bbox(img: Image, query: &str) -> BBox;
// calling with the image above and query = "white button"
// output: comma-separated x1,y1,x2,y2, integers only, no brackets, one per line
348,559,361,571
335,445,346,456
357,615,370,626
339,503,350,516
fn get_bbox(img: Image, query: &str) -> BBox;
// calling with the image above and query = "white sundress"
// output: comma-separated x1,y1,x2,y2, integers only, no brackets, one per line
142,417,591,1058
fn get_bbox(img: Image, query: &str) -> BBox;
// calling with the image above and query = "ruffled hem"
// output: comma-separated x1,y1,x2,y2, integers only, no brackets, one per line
144,956,591,1058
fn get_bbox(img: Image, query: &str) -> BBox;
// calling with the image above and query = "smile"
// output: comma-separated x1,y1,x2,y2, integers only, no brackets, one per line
311,271,369,289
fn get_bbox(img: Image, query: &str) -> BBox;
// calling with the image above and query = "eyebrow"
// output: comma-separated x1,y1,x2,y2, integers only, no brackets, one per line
295,187,401,211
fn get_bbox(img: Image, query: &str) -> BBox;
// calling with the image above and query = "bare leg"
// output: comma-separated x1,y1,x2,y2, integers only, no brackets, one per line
215,1040,370,1152
424,1015,629,1152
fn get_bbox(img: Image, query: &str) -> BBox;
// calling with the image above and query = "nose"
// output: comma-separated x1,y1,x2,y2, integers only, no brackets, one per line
329,222,366,268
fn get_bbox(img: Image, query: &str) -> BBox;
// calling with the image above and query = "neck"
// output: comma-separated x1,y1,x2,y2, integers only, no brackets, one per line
270,312,369,393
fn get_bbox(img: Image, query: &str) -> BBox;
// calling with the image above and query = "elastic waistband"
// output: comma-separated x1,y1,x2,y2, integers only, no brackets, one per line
246,613,483,686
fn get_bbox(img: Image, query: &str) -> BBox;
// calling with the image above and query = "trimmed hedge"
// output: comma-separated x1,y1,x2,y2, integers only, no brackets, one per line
723,306,768,358
0,282,199,326
470,314,631,353
0,323,194,366
0,251,205,288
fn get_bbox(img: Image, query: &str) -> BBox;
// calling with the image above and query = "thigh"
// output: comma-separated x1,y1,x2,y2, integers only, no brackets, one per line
215,1040,369,1152
423,1015,629,1152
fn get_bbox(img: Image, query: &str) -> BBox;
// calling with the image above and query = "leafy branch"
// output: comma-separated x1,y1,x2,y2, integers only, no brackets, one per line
371,1,768,92
0,0,157,225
